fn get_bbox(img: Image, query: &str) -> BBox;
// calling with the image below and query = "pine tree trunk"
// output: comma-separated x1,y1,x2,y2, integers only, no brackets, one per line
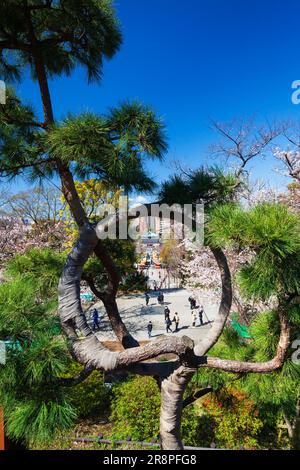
56,161,89,228
33,51,139,347
160,367,195,450
102,295,139,348
34,53,54,125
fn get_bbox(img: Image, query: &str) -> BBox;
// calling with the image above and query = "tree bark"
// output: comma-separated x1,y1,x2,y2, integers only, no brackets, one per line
32,39,135,347
194,246,232,356
56,162,89,228
160,367,195,450
202,312,290,373
34,53,54,125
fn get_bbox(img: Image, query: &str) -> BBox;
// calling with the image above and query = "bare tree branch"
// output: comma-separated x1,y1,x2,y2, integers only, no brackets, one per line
182,387,213,408
211,118,282,176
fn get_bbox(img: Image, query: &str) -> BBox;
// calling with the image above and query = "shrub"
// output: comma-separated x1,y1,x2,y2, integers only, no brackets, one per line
200,387,264,449
109,375,217,447
67,363,112,419
110,376,160,441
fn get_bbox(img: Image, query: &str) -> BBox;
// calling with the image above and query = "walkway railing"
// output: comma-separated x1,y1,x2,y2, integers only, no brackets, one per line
73,436,222,450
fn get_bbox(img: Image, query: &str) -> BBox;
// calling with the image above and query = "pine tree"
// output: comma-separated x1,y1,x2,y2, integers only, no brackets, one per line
196,203,300,449
0,0,167,350
1,2,299,450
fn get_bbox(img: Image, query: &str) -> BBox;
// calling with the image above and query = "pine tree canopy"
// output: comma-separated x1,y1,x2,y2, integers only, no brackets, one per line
159,166,241,207
0,249,77,446
0,1,168,195
0,0,122,83
208,203,300,300
0,89,167,192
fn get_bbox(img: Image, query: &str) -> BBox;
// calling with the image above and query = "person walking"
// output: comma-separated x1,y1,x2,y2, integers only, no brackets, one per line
92,308,100,331
164,306,170,320
198,304,204,326
172,312,180,332
191,309,197,328
188,296,196,310
158,291,164,305
147,320,153,339
165,316,173,333
145,292,150,306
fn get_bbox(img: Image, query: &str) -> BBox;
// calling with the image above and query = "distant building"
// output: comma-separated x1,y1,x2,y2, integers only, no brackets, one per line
136,216,161,268
139,216,161,240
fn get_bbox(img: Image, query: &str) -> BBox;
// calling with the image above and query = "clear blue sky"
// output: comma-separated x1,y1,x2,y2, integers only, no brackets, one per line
13,0,300,192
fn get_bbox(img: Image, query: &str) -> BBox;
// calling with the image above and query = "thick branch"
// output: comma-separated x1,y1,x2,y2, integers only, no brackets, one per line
58,223,139,349
201,313,290,373
194,246,232,356
73,335,194,372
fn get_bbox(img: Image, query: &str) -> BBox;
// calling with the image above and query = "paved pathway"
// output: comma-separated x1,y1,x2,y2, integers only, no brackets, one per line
143,266,181,290
86,288,219,343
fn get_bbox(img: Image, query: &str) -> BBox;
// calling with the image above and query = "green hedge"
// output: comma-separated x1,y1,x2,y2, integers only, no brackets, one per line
67,363,112,419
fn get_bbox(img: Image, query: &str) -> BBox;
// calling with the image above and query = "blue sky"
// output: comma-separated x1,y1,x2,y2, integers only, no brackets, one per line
11,0,300,193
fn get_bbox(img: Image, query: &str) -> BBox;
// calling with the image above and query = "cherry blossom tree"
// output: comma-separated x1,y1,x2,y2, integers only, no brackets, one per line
274,148,300,183
0,217,66,265
279,182,300,214
211,118,282,177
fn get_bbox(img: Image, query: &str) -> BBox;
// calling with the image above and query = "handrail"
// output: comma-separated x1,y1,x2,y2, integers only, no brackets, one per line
73,436,223,450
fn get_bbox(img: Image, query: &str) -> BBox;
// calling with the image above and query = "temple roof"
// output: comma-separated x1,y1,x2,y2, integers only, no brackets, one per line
141,230,160,242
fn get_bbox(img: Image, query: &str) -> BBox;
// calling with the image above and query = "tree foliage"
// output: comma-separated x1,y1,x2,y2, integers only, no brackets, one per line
0,250,76,445
0,0,122,83
208,203,300,300
159,166,241,207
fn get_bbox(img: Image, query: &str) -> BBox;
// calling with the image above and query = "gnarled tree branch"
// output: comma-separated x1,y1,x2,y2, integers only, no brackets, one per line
201,313,291,373
57,222,294,451
194,246,232,356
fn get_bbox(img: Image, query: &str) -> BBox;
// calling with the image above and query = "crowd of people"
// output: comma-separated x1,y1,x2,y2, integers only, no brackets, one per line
87,292,207,341
146,292,207,339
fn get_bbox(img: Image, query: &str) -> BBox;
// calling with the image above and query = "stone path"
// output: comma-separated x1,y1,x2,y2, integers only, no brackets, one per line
85,288,219,343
